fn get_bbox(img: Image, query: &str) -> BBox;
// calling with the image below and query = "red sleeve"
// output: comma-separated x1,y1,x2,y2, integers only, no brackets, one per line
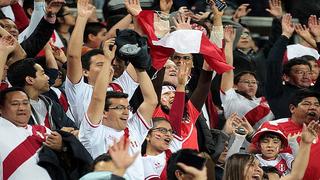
187,100,200,124
11,3,29,32
168,91,185,137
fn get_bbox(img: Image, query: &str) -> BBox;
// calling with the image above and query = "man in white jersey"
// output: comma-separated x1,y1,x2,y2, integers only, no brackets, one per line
65,0,139,127
0,87,60,179
79,38,158,179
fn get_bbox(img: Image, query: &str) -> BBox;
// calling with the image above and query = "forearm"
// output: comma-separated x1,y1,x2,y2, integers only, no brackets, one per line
221,42,234,92
11,3,29,32
45,49,59,70
210,25,223,48
190,69,213,111
289,142,311,180
0,54,9,81
169,91,185,136
106,14,133,39
226,134,246,159
137,70,158,106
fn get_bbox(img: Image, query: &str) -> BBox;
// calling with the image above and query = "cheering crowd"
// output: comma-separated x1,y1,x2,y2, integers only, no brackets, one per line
1,0,320,179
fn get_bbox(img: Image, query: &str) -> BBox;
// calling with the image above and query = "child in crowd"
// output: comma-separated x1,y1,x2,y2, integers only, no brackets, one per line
251,122,294,176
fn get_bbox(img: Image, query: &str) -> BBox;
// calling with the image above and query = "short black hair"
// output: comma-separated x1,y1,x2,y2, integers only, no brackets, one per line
234,71,257,85
90,153,112,172
7,58,37,88
300,55,317,62
104,91,128,111
167,149,200,180
83,22,107,43
81,49,104,70
0,87,28,107
289,89,320,107
262,166,281,177
283,58,311,76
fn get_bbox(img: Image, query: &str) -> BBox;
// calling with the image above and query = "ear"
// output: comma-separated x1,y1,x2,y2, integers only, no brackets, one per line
282,74,290,83
289,104,296,114
88,34,96,42
175,170,183,179
25,76,34,85
83,69,89,77
26,8,33,17
233,84,238,90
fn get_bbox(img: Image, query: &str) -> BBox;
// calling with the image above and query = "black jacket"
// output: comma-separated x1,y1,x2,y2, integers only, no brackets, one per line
38,130,93,180
20,17,55,58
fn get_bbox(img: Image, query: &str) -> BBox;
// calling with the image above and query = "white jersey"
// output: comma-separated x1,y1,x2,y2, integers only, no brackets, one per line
256,153,294,176
143,135,183,179
220,88,274,129
0,117,51,180
65,70,139,127
79,111,151,180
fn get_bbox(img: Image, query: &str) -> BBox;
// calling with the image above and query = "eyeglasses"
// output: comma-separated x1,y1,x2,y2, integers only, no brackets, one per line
173,55,192,61
151,127,174,135
240,31,251,38
238,80,259,85
108,105,132,111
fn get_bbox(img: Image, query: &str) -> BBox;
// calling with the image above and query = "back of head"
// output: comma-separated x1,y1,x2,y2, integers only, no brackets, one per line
223,153,255,180
7,58,37,88
167,149,200,180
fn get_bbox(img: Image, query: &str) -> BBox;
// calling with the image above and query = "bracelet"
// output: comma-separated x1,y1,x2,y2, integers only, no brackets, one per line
245,131,255,142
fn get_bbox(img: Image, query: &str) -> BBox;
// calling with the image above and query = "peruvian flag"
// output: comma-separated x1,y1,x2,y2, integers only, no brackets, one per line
136,10,233,74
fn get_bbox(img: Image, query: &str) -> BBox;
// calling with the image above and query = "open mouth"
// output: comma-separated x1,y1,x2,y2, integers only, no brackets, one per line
307,112,316,117
251,175,260,180
120,118,127,121
163,138,171,144
169,72,177,77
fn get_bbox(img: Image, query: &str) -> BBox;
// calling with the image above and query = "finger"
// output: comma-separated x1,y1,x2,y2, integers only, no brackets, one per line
246,8,252,14
186,16,191,24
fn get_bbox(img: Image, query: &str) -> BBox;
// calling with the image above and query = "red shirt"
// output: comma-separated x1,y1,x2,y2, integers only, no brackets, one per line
272,118,320,180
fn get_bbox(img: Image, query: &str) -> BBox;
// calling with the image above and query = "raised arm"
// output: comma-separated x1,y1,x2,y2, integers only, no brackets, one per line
67,0,95,84
309,15,320,52
221,26,236,92
106,14,133,39
281,121,320,180
0,35,16,81
265,14,294,99
87,39,115,125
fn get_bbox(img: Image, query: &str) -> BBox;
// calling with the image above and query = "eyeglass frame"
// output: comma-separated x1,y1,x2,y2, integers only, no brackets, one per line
108,105,133,111
172,55,193,61
151,127,174,135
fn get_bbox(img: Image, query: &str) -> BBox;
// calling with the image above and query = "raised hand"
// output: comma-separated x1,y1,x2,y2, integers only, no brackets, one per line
178,6,194,18
177,163,207,180
294,24,316,47
45,0,65,17
193,12,211,21
209,0,224,17
77,0,95,18
308,15,320,41
224,25,236,43
173,13,192,30
124,0,142,16
223,113,243,135
160,0,173,14
102,38,116,61
0,35,16,56
266,0,283,18
177,62,190,86
240,116,254,135
109,136,139,171
232,4,252,22
281,13,295,38
301,121,320,144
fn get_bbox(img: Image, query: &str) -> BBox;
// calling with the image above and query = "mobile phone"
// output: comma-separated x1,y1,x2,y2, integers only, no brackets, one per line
178,153,207,170
206,0,227,12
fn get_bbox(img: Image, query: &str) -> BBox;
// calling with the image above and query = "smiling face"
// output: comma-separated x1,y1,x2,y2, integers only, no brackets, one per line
104,98,130,130
285,64,312,88
147,120,173,153
237,28,253,51
164,60,178,86
259,136,282,160
0,91,31,127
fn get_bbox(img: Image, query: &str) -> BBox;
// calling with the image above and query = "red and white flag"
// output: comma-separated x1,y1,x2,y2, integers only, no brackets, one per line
137,10,233,74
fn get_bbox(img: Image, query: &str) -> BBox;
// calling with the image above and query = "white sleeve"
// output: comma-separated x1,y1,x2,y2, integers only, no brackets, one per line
1,6,14,20
220,88,240,118
169,135,183,152
112,70,139,100
281,153,295,170
18,1,45,43
210,25,224,48
226,134,246,159
127,111,153,145
79,113,104,157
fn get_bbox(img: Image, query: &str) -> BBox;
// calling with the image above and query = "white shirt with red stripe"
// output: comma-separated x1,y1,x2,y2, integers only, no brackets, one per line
65,70,139,127
79,111,151,180
143,135,183,180
220,88,274,129
0,117,51,180
256,153,294,176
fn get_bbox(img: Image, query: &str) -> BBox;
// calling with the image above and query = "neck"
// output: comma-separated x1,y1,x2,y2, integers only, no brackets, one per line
146,143,163,156
290,116,304,126
103,120,123,131
261,154,277,161
58,24,70,34
24,87,40,101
